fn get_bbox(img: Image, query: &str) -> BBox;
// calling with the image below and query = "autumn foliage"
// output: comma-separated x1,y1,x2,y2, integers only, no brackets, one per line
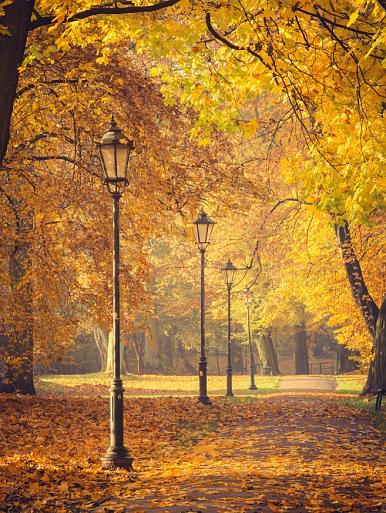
1,392,385,513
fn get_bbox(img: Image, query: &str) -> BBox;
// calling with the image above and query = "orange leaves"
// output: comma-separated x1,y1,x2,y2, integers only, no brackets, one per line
0,393,385,512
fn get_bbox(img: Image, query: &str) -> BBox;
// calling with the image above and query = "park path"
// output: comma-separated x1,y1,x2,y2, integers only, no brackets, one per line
277,375,336,392
95,395,385,513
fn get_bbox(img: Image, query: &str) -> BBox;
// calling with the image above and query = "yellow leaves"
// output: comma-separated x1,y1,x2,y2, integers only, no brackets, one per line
347,10,360,27
57,481,69,494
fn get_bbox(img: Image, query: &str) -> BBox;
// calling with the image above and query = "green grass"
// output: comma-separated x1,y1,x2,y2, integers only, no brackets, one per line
37,373,280,397
334,374,366,394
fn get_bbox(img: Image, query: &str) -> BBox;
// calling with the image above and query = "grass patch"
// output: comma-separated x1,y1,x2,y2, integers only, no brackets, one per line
37,373,279,397
335,374,366,394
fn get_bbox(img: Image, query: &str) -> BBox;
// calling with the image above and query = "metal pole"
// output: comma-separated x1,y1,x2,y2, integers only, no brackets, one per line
102,192,133,470
226,285,233,397
198,248,210,404
247,303,257,390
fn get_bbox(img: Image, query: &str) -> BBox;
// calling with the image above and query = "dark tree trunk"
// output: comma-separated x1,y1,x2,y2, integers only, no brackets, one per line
2,232,35,394
131,332,145,375
334,222,383,395
294,322,310,375
215,348,221,374
0,0,34,166
372,296,386,392
335,222,379,336
257,328,280,375
336,345,358,374
363,296,386,395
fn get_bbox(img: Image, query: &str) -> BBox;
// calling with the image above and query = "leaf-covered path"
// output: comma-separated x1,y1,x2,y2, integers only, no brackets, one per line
0,393,385,513
277,376,336,392
103,395,385,513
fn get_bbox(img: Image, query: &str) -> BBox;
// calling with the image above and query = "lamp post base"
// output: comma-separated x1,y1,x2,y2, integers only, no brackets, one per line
249,384,258,390
102,446,133,471
198,356,211,405
226,366,233,397
198,395,212,405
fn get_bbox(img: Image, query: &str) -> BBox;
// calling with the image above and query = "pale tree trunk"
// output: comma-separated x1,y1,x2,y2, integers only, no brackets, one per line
105,330,114,375
131,332,145,375
334,222,384,395
102,330,127,374
93,326,109,371
257,327,280,375
92,327,115,374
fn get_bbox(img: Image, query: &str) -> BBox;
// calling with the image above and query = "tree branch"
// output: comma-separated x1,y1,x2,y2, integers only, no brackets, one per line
32,155,75,164
205,12,271,70
29,0,181,31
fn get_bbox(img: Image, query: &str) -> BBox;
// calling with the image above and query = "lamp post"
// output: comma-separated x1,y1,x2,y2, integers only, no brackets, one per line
97,115,134,470
243,288,257,390
192,210,215,405
222,259,238,397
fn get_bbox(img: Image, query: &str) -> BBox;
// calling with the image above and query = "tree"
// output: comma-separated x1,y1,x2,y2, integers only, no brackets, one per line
131,0,385,392
0,0,180,167
0,36,234,391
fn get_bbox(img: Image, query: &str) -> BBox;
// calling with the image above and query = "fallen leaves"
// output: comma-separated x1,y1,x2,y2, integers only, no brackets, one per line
0,393,385,512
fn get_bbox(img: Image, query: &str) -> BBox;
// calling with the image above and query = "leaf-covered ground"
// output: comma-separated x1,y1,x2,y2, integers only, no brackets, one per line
0,392,384,513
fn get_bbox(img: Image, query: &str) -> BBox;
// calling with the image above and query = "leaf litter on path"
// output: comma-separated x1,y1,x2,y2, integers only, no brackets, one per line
0,393,385,513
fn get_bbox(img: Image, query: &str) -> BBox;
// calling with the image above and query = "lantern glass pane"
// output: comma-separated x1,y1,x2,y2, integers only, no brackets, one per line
229,269,237,286
116,143,130,179
206,223,214,244
196,223,209,244
100,143,116,180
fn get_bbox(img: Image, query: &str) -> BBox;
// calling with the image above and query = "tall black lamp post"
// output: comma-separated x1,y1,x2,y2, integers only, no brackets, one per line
192,210,215,405
222,259,238,397
98,115,134,470
243,288,257,390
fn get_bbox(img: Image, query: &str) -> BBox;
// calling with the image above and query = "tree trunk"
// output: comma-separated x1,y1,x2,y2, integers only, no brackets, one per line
2,233,35,394
215,348,221,374
162,330,173,374
363,296,386,395
257,328,280,375
131,332,145,375
0,0,34,166
93,326,109,371
294,322,310,375
335,222,379,339
176,338,196,374
336,345,358,374
105,330,114,375
334,222,383,395
0,2,35,393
